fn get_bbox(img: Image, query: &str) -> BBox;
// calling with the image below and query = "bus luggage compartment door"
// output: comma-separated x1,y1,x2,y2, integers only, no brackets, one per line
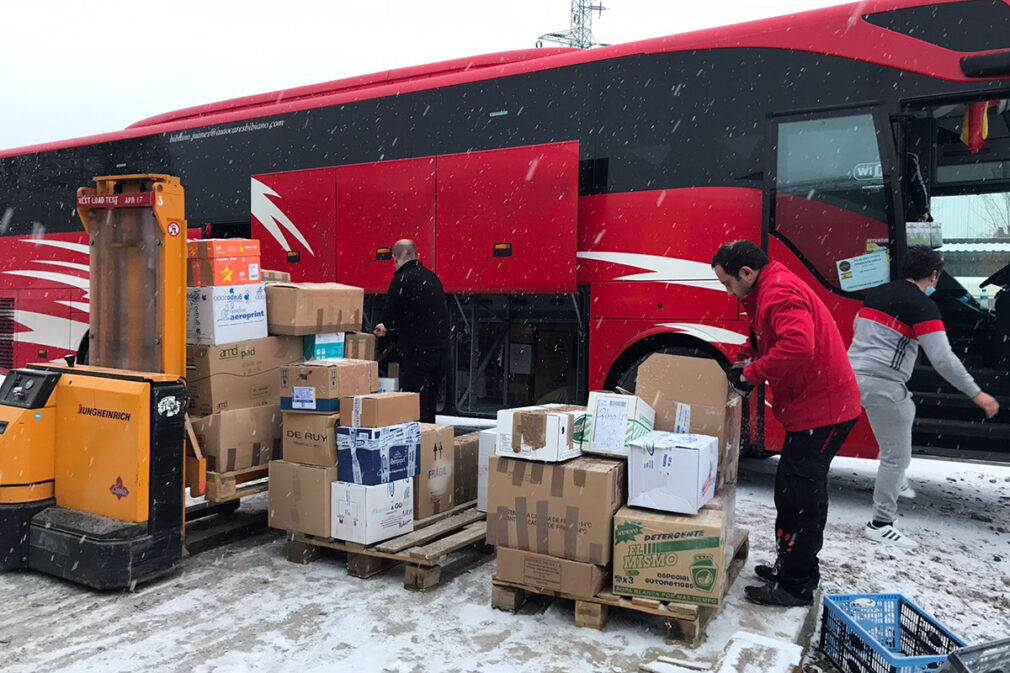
435,141,579,294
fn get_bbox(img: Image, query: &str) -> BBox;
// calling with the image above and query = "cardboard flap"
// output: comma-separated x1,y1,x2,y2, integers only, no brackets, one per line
637,354,730,408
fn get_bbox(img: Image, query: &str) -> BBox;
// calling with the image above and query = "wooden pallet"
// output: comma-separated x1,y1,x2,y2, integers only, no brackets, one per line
491,528,750,646
204,465,269,503
286,501,492,591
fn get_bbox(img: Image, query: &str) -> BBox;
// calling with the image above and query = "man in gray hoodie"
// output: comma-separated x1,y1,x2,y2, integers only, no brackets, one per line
848,246,999,548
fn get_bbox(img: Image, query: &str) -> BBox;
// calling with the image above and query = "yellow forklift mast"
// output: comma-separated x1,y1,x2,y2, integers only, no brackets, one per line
0,175,189,589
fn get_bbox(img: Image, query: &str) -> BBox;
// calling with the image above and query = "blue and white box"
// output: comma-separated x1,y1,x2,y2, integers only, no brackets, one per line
303,332,345,360
186,284,268,345
336,421,422,485
331,478,414,544
628,431,718,515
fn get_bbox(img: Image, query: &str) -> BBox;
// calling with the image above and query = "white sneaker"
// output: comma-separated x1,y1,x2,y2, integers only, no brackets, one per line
864,522,918,549
899,482,917,499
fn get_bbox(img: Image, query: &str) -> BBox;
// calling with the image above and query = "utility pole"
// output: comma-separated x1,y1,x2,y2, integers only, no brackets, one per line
537,0,607,49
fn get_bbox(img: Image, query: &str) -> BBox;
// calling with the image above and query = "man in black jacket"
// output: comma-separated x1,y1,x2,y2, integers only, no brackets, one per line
374,239,450,422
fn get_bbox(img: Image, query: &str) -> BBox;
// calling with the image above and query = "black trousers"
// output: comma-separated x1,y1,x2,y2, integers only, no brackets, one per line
400,349,448,423
774,417,857,597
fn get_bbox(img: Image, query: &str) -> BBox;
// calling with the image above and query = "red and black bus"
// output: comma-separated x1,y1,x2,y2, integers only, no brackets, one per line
3,0,1010,460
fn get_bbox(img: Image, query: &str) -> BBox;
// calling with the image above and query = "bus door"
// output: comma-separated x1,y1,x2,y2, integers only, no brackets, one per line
761,106,899,455
898,95,1010,458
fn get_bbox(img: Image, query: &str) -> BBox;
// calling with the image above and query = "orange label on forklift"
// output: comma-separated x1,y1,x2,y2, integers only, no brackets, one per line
187,256,261,287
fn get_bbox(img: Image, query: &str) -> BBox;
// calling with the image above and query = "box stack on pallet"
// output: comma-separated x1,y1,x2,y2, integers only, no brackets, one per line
282,401,492,590
185,239,300,502
489,354,748,645
266,282,376,535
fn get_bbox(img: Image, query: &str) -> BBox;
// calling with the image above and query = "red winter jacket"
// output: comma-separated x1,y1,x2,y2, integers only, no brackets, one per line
738,261,861,433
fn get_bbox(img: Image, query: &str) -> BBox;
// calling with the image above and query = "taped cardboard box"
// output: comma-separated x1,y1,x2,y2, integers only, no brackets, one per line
186,284,268,346
486,455,626,565
187,238,261,259
613,506,727,607
476,428,495,513
260,269,291,283
332,478,414,544
581,392,655,458
188,256,261,287
345,332,376,360
268,460,338,538
628,431,718,515
282,411,340,467
187,336,302,415
454,431,480,504
279,359,378,413
635,353,743,485
495,404,586,462
496,547,607,600
336,422,422,485
339,392,420,428
191,404,282,472
303,333,345,360
414,424,454,519
266,283,364,336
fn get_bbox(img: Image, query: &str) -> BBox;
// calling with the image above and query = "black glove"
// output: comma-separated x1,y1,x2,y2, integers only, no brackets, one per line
727,368,755,398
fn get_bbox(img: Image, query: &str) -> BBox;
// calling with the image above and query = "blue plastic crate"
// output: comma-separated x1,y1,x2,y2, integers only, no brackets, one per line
820,593,966,673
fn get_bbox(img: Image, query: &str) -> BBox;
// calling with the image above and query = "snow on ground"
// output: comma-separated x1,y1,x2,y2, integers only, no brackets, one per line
0,455,1007,673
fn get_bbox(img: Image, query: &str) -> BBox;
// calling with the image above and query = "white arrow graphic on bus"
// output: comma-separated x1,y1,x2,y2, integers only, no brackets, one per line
251,177,315,255
576,251,723,291
656,322,748,346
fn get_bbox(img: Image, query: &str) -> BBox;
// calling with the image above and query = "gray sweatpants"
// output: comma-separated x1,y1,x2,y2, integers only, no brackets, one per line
855,374,916,524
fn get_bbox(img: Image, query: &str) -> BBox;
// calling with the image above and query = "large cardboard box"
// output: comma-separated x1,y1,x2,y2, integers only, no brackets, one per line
332,478,414,544
414,424,454,519
186,284,268,346
495,405,585,462
454,432,480,505
268,460,338,538
496,547,607,600
628,431,718,515
191,405,281,472
336,422,422,485
345,332,376,360
279,359,378,413
187,238,261,259
339,392,420,428
303,333,345,360
282,411,340,467
636,354,742,485
187,336,302,415
486,455,626,565
187,256,261,287
581,392,655,458
266,283,364,336
612,507,727,606
476,428,495,513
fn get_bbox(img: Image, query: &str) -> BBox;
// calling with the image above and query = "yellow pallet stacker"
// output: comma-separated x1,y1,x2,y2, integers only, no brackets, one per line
0,175,192,589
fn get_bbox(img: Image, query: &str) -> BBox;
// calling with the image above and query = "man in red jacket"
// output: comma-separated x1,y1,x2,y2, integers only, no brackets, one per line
712,240,861,607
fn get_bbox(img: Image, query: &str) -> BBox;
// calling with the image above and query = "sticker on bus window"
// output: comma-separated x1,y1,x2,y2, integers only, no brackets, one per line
836,250,890,292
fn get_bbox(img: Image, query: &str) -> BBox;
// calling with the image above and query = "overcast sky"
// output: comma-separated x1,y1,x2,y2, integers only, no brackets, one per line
1,0,846,151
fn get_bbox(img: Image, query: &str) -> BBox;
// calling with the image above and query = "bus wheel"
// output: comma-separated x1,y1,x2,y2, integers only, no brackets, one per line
76,330,90,366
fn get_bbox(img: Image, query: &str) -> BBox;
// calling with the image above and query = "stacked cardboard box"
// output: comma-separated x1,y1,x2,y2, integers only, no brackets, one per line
269,360,376,538
331,392,423,544
609,353,742,607
185,239,298,477
487,403,629,600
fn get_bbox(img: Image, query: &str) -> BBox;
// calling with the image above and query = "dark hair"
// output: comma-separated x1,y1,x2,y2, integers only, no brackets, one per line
711,240,770,276
902,246,944,280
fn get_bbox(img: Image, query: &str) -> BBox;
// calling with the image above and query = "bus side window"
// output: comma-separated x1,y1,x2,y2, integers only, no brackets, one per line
772,113,892,289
